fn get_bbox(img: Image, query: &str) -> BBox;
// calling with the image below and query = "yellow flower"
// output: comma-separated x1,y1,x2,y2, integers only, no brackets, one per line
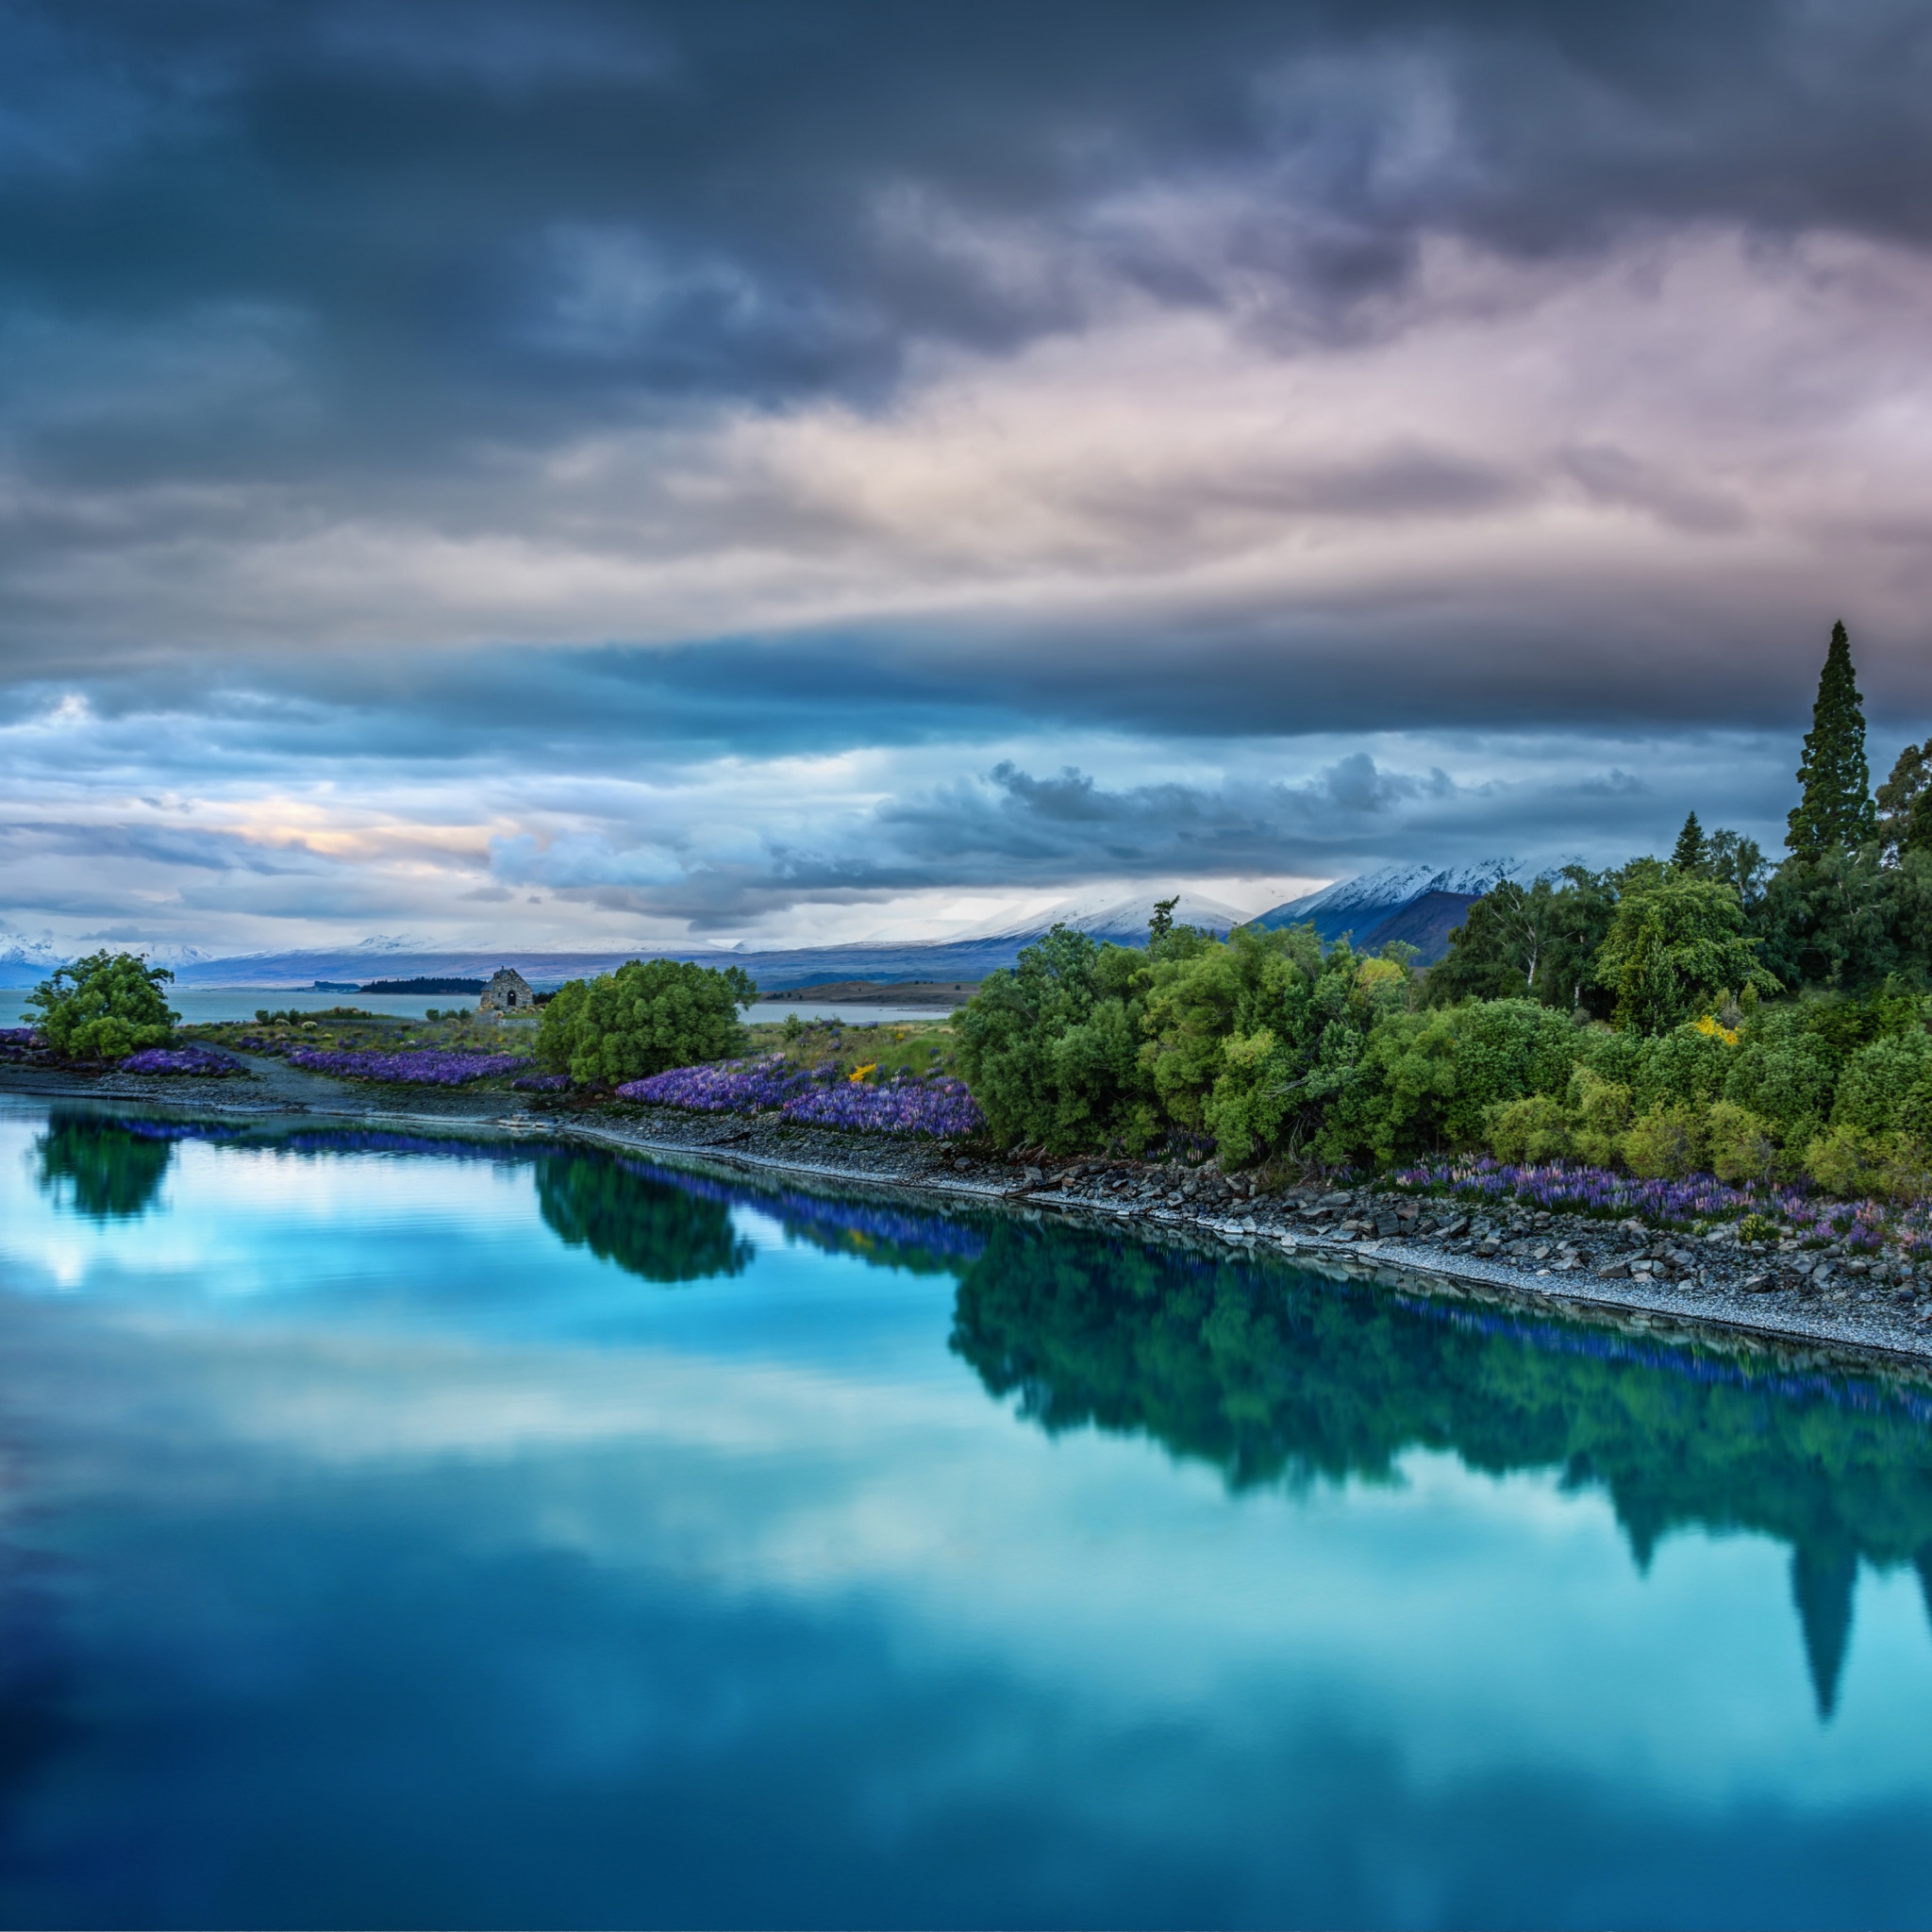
849,1062,877,1083
1694,1013,1740,1045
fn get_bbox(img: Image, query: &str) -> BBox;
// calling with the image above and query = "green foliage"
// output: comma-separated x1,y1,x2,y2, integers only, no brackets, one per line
932,664,1931,1193
535,1151,755,1282
1705,1102,1778,1185
1787,620,1877,858
25,951,177,1059
1671,810,1707,874
34,1112,175,1219
1426,868,1617,1014
1828,1026,1932,1141
1316,997,1580,1166
952,925,1164,1153
1756,845,1932,994
534,958,755,1087
1594,870,1774,1033
1141,924,1372,1164
1877,742,1932,863
1622,1101,1706,1180
1707,827,1768,906
948,1211,1932,1716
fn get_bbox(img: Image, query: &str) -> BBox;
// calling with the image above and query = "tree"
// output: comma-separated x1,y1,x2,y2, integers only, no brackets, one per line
1147,896,1179,944
535,958,754,1088
1707,828,1767,906
1876,742,1932,863
25,951,176,1059
1787,621,1877,858
1424,868,1617,1015
953,925,1164,1152
1595,873,1776,1034
1671,811,1708,874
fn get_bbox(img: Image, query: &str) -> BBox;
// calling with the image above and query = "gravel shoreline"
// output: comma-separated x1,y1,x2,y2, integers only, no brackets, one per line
8,1057,1932,1379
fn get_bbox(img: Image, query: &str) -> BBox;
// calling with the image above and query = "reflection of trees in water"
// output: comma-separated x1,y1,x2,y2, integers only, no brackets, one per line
951,1220,1932,1720
34,1114,175,1221
536,1152,755,1284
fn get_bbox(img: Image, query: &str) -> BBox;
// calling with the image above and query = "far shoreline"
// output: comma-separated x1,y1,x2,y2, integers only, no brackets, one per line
5,1057,1930,1387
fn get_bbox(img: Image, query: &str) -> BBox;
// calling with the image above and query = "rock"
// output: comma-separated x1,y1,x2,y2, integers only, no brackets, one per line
1595,1259,1630,1279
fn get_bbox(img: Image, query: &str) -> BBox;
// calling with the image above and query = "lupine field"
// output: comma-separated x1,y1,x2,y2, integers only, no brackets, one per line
121,1044,248,1076
619,1054,984,1139
286,1046,535,1086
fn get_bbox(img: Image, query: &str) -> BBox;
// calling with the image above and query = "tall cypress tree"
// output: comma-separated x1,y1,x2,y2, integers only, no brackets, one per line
1786,620,1877,858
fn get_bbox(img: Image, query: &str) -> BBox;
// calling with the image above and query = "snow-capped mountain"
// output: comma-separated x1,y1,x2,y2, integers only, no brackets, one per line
1252,860,1516,953
971,889,1250,946
0,934,60,988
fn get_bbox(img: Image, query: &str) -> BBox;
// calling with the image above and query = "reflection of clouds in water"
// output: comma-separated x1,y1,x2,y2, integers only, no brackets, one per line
6,1108,1932,1819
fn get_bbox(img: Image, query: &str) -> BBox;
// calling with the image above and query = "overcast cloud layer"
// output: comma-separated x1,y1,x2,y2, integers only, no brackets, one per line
4,0,1931,952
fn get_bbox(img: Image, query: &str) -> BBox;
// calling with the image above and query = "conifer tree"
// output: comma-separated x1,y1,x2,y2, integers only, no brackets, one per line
1670,810,1707,873
1786,621,1877,858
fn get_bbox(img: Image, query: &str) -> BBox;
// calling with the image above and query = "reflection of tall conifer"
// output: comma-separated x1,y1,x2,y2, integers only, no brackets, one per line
1787,621,1877,858
1790,1545,1857,1720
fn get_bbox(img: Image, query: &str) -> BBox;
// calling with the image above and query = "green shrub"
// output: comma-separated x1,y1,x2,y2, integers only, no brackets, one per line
1566,1066,1633,1167
1622,1101,1707,1179
535,958,755,1088
954,926,1163,1152
1830,1029,1932,1141
1705,1101,1779,1186
1593,871,1775,1035
25,951,176,1059
1484,1093,1571,1162
1807,1124,1879,1196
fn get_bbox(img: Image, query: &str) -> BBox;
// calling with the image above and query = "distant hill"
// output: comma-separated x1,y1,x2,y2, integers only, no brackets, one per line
135,891,1249,991
360,976,488,995
1251,860,1514,961
1354,889,1484,962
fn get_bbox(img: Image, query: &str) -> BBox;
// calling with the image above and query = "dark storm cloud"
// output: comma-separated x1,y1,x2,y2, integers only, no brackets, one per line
3,0,1930,947
3,0,1929,464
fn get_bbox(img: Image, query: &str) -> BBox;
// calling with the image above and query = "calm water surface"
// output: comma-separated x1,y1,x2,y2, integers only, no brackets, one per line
3,1095,1932,1927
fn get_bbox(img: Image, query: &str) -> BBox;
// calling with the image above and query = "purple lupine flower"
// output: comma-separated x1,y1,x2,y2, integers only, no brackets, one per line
779,1071,984,1138
617,1055,985,1139
120,1043,247,1076
286,1046,533,1086
511,1072,573,1091
1386,1151,1924,1245
617,1055,816,1110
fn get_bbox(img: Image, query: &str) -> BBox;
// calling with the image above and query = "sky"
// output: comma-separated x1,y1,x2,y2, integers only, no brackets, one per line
4,0,1932,958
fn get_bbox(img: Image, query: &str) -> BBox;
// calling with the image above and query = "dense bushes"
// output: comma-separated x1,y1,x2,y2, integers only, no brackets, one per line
954,921,1385,1160
536,958,756,1088
950,624,1932,1197
953,904,1932,1198
25,951,176,1059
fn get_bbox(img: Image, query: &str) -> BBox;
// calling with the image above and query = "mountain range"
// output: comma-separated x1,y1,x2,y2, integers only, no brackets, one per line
0,873,1504,990
1250,860,1516,958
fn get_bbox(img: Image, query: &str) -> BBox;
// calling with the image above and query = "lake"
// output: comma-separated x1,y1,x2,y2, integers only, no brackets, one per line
2,1094,1931,1927
0,990,956,1028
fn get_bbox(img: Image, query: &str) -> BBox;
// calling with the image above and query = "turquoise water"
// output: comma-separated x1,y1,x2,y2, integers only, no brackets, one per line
3,1098,1932,1926
0,990,954,1027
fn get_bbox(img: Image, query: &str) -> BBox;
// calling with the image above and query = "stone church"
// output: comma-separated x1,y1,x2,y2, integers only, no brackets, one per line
478,967,537,1014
